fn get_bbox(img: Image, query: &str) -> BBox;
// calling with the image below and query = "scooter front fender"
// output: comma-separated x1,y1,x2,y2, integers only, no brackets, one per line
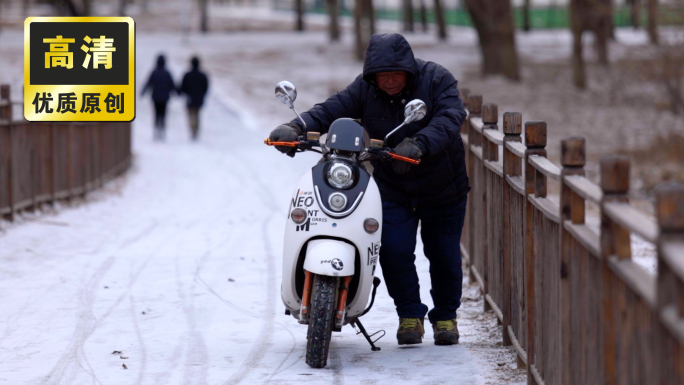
303,239,356,277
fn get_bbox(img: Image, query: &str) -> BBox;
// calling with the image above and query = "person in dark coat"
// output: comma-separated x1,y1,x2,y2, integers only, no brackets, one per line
179,57,209,140
269,33,469,346
141,55,177,141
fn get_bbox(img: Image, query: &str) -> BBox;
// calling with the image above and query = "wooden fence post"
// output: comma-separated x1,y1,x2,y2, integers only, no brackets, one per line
600,155,631,385
655,183,684,385
1,85,13,221
466,94,483,293
482,102,498,313
502,111,522,349
524,121,547,385
559,137,586,385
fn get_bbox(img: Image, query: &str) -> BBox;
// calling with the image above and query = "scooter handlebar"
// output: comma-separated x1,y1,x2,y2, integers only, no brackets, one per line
264,138,421,165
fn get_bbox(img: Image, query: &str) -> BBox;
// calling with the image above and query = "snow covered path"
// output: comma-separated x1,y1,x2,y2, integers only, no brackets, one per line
0,48,494,385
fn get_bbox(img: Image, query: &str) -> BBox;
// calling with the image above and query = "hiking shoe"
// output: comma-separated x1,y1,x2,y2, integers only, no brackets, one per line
397,318,424,345
433,319,459,345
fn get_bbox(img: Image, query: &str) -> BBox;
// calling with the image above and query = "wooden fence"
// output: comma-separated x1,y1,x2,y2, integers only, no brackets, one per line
0,85,131,221
460,89,684,385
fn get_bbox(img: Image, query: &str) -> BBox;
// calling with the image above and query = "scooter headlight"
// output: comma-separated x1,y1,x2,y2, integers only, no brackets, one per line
327,162,354,189
328,192,347,212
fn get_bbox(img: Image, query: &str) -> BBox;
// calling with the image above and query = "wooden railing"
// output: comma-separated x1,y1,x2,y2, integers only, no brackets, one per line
460,90,684,384
0,85,131,221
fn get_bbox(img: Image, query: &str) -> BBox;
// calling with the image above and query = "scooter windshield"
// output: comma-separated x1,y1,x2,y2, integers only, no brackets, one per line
325,118,367,152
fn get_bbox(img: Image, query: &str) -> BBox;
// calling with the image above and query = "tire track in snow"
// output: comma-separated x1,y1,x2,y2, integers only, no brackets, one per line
221,216,276,385
330,341,344,385
175,257,209,385
43,223,188,385
42,257,114,385
129,294,148,385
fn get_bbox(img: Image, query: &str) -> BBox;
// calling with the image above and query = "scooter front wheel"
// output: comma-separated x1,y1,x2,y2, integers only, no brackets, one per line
305,274,338,368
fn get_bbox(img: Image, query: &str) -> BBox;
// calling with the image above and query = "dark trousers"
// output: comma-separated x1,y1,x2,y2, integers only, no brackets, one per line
153,101,168,140
188,106,200,140
378,196,467,324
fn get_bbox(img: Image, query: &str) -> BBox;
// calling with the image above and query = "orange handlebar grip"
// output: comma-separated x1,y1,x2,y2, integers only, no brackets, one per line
264,138,300,147
389,153,421,165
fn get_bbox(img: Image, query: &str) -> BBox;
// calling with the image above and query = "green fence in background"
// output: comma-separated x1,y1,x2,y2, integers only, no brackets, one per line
274,4,682,30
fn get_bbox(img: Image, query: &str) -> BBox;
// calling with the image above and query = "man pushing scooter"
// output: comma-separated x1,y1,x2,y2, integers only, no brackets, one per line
269,33,469,346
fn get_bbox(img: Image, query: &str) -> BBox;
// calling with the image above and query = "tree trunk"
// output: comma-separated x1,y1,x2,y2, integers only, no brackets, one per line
199,0,209,33
295,0,305,31
355,0,374,61
119,0,127,16
434,0,447,40
630,0,641,29
647,0,658,44
327,0,340,41
523,0,531,32
419,0,428,32
82,0,91,16
570,0,587,89
403,0,414,32
463,0,519,80
594,0,611,66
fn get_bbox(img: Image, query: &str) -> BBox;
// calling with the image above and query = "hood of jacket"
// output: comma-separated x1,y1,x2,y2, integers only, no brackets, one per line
362,34,418,91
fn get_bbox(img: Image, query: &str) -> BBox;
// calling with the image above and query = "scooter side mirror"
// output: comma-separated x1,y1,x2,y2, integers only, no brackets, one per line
275,81,297,109
384,99,428,142
275,80,307,129
403,99,427,124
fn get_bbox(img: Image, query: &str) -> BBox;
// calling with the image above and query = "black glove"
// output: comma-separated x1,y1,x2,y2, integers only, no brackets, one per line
392,137,424,175
269,123,302,157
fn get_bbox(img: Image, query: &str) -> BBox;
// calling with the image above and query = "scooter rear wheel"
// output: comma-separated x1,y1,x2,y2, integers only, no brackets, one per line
305,274,338,368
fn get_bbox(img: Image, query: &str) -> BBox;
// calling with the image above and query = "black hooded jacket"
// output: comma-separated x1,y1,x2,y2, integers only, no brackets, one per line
180,59,209,108
142,55,177,104
292,33,469,209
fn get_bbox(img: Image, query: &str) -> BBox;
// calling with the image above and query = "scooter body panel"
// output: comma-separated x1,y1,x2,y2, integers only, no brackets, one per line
303,240,356,276
281,167,382,319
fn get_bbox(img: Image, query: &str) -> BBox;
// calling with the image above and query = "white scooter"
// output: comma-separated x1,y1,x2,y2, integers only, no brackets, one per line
265,81,427,368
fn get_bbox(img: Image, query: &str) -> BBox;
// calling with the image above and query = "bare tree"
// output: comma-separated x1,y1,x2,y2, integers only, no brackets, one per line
523,0,531,32
419,0,428,33
629,0,641,29
82,0,90,16
354,0,375,60
647,0,658,44
463,0,520,80
200,0,208,32
570,0,587,88
594,0,612,65
296,0,305,31
434,0,447,40
52,0,81,16
403,0,414,32
327,0,340,41
119,0,126,16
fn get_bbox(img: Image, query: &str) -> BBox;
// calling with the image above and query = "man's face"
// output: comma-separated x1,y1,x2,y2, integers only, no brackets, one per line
376,71,407,96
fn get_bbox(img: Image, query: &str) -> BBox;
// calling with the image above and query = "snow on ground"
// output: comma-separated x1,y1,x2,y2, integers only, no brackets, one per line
0,27,525,384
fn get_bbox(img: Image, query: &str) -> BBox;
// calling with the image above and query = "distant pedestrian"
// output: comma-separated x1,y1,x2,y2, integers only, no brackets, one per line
142,54,177,141
179,57,209,140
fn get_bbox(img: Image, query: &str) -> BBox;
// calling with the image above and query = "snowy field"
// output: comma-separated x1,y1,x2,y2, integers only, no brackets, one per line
0,27,525,384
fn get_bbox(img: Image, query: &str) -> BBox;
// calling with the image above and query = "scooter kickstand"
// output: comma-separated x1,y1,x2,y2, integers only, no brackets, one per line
352,319,385,351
